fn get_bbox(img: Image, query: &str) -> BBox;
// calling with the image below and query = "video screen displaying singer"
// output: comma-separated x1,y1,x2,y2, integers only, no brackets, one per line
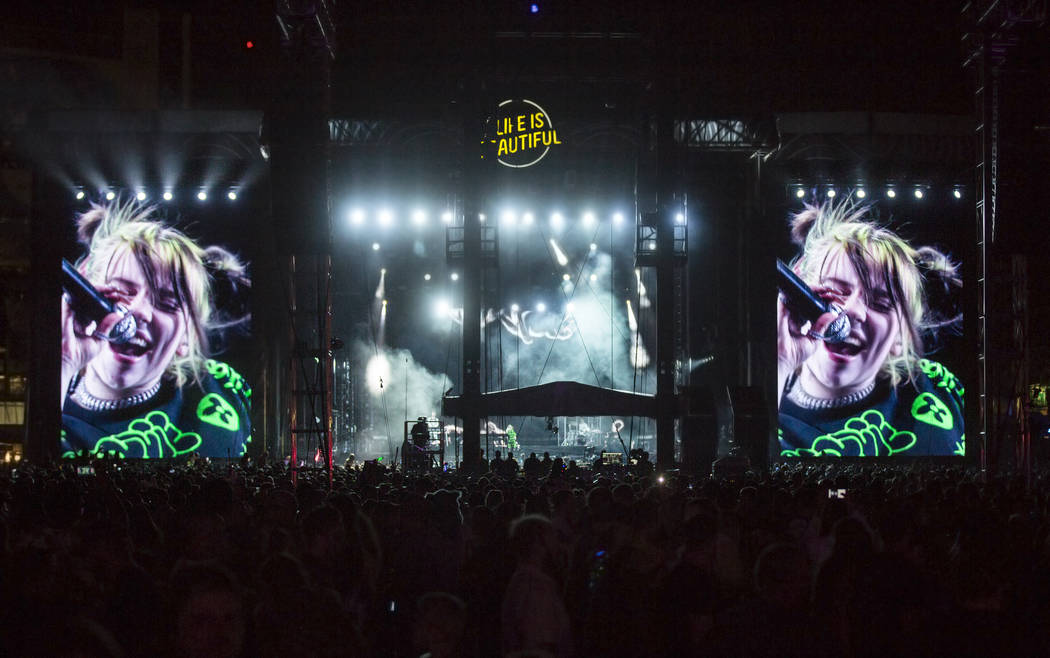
60,201,252,459
777,200,964,457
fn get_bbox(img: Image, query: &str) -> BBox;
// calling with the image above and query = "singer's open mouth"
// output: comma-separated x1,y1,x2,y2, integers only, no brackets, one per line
112,335,151,358
826,339,863,358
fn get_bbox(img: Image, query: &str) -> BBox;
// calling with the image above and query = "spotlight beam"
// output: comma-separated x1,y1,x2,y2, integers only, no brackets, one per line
548,238,569,267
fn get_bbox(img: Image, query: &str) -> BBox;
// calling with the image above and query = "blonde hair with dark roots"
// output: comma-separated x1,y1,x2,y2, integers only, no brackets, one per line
75,200,250,388
789,200,961,387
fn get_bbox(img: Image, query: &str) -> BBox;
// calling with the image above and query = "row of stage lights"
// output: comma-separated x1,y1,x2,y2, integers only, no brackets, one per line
74,187,242,202
793,185,966,201
347,207,690,229
433,299,581,317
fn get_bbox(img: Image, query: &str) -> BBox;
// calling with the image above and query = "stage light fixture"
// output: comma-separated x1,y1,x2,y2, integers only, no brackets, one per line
590,243,597,251
163,191,173,201
479,213,486,222
613,212,625,225
450,272,459,281
886,188,897,198
350,208,365,225
500,209,517,226
423,273,431,281
914,188,924,199
589,273,598,282
562,273,570,281
530,3,539,13
795,188,806,199
511,303,520,312
197,190,207,201
536,302,546,312
522,211,534,225
371,242,380,251
75,189,85,200
647,240,657,250
826,188,836,198
136,191,147,201
582,211,596,227
105,190,116,201
441,210,453,224
856,188,867,199
953,188,962,199
378,209,393,226
227,190,238,201
435,299,450,318
412,209,427,226
675,212,685,224
365,354,391,395
566,302,575,313
550,212,564,229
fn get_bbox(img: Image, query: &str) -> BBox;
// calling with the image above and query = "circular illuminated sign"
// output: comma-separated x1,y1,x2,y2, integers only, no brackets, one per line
484,99,561,168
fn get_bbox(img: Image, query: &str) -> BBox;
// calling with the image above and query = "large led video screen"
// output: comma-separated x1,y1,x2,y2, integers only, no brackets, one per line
776,197,965,458
60,199,252,459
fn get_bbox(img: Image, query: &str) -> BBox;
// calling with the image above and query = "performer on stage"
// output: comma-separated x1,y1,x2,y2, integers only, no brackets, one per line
777,200,964,457
411,416,431,449
406,416,430,470
61,201,251,459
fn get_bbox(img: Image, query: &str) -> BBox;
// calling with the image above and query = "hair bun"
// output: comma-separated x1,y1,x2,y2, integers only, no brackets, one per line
788,204,820,246
75,205,107,246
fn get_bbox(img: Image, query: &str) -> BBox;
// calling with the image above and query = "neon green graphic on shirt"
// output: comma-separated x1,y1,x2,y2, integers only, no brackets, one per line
911,392,953,430
920,359,964,401
197,393,239,431
75,410,203,458
206,360,252,404
954,434,965,457
780,409,916,457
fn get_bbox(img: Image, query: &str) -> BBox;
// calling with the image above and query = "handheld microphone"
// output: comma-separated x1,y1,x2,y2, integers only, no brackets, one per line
776,258,851,343
62,259,137,345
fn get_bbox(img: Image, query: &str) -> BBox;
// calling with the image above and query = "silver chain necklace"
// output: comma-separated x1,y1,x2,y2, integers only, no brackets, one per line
69,376,162,412
787,378,876,410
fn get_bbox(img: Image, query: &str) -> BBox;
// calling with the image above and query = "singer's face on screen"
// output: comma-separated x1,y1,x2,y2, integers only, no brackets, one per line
800,247,901,398
83,246,188,399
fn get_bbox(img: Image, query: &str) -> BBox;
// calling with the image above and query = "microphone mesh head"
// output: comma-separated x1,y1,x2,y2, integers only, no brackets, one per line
822,311,852,343
109,309,138,345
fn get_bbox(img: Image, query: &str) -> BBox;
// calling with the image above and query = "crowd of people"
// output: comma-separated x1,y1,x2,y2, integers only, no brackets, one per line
2,455,1050,657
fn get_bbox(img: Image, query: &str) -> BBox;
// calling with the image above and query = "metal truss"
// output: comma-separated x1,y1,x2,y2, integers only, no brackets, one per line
328,119,385,145
446,225,499,263
276,0,337,58
634,219,686,266
963,0,1048,479
963,0,1047,34
674,119,774,153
